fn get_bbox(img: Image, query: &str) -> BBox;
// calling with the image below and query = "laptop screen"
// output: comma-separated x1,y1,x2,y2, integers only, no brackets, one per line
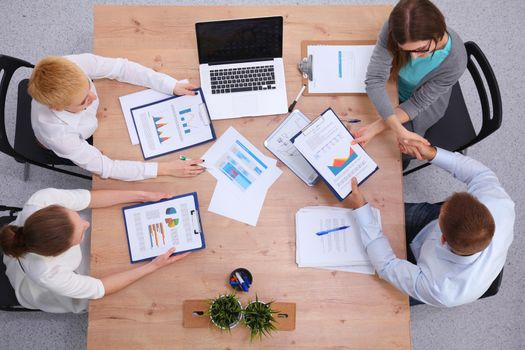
196,17,283,65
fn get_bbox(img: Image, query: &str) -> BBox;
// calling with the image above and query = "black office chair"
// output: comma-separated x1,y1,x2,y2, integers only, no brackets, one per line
404,41,502,176
0,205,36,311
0,54,91,180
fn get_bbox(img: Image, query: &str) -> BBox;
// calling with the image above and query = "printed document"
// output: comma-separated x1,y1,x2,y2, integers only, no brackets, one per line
122,193,205,263
296,206,379,275
131,88,214,159
292,108,378,200
307,44,374,93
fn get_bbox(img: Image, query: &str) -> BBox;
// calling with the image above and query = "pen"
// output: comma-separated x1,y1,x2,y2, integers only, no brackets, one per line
315,225,351,236
288,84,306,112
235,272,249,292
179,155,211,169
342,119,362,124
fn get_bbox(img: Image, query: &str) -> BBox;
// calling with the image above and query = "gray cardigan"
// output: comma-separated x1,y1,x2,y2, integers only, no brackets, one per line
365,22,468,135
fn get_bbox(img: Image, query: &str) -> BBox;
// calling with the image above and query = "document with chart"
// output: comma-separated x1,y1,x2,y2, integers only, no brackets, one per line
131,88,215,159
122,193,205,263
291,108,378,200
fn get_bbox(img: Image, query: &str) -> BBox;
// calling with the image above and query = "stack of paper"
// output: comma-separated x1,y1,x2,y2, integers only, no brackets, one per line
296,206,380,275
202,127,282,226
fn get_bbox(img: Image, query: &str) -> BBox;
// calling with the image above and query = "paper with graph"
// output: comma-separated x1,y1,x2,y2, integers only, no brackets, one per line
291,108,378,200
130,88,215,159
122,192,205,263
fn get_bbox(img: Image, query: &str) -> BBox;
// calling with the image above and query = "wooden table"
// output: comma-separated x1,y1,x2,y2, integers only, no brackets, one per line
89,5,409,350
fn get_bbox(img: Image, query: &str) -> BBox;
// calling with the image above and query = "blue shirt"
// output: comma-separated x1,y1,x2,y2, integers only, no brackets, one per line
398,36,453,102
353,149,515,307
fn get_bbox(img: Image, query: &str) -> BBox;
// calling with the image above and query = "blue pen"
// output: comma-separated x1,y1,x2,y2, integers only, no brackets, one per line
315,225,350,236
235,272,249,292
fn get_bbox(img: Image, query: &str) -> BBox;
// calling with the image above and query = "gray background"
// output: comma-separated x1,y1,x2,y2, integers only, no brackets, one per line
0,0,523,349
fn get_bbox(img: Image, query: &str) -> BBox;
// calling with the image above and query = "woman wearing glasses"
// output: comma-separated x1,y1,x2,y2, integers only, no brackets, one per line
354,0,467,162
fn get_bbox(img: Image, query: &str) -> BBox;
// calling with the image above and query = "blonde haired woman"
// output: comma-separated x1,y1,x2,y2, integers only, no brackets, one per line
28,54,205,181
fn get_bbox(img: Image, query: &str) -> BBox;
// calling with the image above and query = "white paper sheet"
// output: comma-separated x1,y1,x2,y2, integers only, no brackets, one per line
295,206,381,274
307,45,374,94
293,109,378,200
202,127,282,193
119,89,172,144
202,127,282,226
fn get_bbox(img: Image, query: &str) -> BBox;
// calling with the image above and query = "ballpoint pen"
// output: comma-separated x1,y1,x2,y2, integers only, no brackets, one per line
342,118,362,124
235,272,249,292
315,225,351,236
288,84,306,112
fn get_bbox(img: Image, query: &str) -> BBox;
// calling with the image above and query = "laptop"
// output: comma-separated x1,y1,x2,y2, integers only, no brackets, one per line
196,16,288,120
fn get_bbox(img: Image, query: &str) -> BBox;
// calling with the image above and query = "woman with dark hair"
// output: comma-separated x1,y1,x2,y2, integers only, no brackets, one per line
0,188,189,313
355,0,467,160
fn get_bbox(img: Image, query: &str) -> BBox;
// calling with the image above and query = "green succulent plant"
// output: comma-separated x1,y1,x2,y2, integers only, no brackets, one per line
206,293,243,332
243,295,278,341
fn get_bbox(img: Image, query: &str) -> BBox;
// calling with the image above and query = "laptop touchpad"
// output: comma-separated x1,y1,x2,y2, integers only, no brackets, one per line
234,94,258,116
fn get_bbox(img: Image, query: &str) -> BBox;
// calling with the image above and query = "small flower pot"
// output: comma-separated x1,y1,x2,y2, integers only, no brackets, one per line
208,294,243,331
243,298,277,341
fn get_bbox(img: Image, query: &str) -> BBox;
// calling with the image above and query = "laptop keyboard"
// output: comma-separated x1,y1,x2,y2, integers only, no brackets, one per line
210,65,276,94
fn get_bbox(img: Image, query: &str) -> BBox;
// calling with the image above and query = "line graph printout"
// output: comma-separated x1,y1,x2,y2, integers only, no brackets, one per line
292,108,378,200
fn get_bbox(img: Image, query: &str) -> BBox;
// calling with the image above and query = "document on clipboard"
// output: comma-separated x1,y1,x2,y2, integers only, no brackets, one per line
122,192,205,263
291,108,378,201
299,40,375,95
130,88,216,160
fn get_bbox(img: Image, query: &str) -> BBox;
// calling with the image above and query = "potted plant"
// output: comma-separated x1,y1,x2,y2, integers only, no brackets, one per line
207,293,243,332
243,295,278,341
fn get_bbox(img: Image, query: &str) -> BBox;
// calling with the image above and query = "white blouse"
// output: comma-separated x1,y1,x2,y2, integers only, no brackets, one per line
31,54,179,181
3,188,104,313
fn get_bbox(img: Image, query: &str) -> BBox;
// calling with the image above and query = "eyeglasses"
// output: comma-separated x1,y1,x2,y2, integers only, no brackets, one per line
397,40,433,53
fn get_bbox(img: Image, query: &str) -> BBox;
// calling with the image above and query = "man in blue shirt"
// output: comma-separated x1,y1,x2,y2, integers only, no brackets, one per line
348,142,515,307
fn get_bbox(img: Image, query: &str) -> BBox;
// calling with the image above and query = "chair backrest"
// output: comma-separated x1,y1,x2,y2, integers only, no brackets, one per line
0,54,34,160
457,41,502,151
0,205,23,311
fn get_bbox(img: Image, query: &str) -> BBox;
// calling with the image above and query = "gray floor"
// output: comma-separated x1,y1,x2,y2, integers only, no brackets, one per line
0,0,523,349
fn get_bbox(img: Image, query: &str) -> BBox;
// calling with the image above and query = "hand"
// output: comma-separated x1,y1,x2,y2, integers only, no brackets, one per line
173,82,198,96
150,247,190,270
141,191,172,202
399,140,437,161
351,119,387,146
347,177,367,209
159,158,206,178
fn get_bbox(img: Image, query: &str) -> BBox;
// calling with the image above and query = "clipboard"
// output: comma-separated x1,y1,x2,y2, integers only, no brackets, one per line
131,88,216,160
291,108,378,201
299,40,376,96
122,192,205,263
264,110,320,186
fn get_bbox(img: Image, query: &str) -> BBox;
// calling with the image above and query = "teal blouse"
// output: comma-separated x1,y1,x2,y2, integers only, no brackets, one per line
398,35,452,102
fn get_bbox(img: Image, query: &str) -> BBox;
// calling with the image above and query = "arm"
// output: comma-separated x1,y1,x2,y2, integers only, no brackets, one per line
347,178,441,306
88,190,170,209
101,249,190,296
365,22,396,119
66,53,196,96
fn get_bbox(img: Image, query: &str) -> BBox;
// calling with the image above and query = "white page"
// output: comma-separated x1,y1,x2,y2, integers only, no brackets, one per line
132,92,213,159
265,110,319,185
295,206,380,267
202,127,282,194
208,158,280,226
122,195,203,262
293,109,378,199
119,89,172,145
307,45,375,93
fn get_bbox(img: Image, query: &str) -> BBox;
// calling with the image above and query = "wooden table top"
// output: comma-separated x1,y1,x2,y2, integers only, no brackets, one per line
89,5,410,350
